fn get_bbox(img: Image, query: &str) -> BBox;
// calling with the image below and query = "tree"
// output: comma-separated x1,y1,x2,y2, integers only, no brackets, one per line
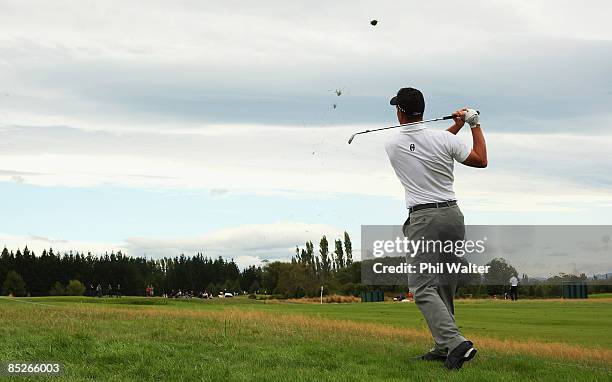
319,236,331,277
484,258,518,296
293,246,300,264
49,281,66,296
275,263,308,298
305,241,316,275
344,232,353,266
0,244,365,297
66,279,86,296
2,270,27,296
334,238,345,270
205,282,219,296
249,280,260,294
240,265,261,292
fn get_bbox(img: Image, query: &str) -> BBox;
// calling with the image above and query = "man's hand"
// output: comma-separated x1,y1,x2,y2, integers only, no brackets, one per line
463,109,480,128
447,108,467,135
452,108,467,128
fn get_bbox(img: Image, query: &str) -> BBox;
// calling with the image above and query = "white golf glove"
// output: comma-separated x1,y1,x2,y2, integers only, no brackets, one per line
463,109,480,128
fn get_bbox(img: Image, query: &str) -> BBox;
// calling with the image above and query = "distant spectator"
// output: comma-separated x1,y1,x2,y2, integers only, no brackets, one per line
96,284,102,297
116,284,121,298
509,275,519,301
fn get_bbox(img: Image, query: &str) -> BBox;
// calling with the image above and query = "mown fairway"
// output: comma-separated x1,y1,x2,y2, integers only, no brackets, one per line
1,296,611,381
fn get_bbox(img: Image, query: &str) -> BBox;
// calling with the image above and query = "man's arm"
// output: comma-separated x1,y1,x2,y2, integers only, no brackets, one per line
447,122,462,135
457,109,487,168
462,125,487,168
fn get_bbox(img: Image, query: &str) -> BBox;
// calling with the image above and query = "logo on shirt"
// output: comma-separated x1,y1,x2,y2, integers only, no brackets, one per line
409,143,415,152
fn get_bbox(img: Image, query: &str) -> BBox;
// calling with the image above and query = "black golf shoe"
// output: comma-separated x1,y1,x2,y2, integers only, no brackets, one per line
420,351,447,362
444,341,477,370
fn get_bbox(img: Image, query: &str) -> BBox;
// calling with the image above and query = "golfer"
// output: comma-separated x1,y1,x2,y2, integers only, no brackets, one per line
509,275,519,301
385,87,487,370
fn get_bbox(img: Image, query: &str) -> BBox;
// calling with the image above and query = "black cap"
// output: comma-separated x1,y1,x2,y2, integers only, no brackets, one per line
390,87,425,116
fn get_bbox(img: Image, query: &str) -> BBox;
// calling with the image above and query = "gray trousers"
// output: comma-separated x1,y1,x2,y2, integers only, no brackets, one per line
403,205,467,355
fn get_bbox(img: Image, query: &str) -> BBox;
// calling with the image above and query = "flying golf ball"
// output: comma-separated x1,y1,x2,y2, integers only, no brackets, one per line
370,20,378,26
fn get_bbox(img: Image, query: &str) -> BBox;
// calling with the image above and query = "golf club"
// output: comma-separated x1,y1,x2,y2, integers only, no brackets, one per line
347,111,480,144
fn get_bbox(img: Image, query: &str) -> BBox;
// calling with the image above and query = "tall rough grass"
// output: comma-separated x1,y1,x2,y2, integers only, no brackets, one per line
3,299,610,364
280,295,361,304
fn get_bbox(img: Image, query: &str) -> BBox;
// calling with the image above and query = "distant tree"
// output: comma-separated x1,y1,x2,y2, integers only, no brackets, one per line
0,243,357,298
319,236,331,277
49,281,66,296
521,273,529,284
293,246,301,264
335,261,360,285
2,270,27,296
484,258,518,296
546,272,583,283
240,265,261,292
249,280,260,294
261,262,283,293
223,279,233,292
344,232,353,266
66,280,85,296
275,263,308,298
334,238,345,270
305,241,316,274
205,282,218,296
230,279,241,293
535,284,544,298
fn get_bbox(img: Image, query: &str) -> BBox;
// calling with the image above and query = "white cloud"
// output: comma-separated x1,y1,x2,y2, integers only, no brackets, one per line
125,221,345,261
1,123,611,214
0,233,124,257
1,1,611,130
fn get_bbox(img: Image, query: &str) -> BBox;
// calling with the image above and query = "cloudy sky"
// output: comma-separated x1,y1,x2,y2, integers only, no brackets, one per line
1,1,611,269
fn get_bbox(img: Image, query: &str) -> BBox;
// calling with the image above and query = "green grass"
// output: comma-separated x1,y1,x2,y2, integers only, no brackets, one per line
590,292,612,299
0,296,610,381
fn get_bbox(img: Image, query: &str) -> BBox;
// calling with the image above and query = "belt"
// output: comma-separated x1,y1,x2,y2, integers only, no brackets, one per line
409,200,457,213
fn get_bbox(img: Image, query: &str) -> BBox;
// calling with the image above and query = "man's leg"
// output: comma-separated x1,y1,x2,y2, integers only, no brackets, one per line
410,270,466,354
437,274,457,317
431,263,459,356
406,209,467,354
512,286,518,301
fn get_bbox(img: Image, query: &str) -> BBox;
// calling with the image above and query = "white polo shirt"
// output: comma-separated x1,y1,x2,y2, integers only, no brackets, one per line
385,126,470,208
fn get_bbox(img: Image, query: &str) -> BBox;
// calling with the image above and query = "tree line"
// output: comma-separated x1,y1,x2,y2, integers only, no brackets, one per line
0,232,359,298
265,232,362,297
2,233,609,298
0,246,243,296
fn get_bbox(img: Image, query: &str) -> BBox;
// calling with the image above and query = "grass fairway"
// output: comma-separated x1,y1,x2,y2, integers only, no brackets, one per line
1,297,611,381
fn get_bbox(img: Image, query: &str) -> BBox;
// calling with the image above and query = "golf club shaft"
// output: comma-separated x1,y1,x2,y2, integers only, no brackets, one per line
347,115,453,144
347,111,480,144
